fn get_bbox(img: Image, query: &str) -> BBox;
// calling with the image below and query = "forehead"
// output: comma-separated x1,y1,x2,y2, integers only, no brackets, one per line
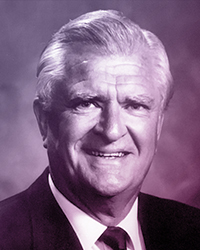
65,54,152,86
61,54,161,105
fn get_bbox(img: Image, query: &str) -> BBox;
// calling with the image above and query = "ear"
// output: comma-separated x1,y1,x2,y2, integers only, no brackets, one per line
157,113,164,141
33,98,48,148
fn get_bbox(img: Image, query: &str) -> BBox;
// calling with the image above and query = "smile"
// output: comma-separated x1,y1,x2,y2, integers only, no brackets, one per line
85,149,129,159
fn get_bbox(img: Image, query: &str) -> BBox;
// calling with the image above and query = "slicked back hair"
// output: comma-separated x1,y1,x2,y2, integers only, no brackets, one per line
36,10,173,112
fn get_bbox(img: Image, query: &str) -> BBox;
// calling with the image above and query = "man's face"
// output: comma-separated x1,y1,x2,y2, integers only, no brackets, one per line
44,54,164,198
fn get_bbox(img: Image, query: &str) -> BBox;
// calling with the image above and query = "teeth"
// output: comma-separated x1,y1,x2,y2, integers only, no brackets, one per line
91,151,125,158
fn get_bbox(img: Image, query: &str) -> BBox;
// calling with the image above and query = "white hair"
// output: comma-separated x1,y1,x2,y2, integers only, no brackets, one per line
36,10,173,112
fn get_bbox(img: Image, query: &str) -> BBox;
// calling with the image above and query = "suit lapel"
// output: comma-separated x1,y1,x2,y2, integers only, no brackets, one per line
26,168,83,250
138,192,165,250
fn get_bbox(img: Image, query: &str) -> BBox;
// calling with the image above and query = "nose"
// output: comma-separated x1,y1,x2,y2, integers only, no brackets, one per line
94,103,127,143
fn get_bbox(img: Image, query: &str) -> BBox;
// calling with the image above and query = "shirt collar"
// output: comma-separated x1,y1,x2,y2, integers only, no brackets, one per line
49,174,142,250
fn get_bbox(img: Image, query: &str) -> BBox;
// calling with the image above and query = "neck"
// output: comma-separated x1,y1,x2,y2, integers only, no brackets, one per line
85,191,139,226
53,173,140,226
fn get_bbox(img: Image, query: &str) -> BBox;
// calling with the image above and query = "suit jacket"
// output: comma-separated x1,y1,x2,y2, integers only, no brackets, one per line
0,168,200,250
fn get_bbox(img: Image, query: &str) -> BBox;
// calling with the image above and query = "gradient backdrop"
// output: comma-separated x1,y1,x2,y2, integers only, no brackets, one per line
1,0,200,208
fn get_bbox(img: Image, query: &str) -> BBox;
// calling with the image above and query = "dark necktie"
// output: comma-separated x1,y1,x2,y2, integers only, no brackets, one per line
97,226,128,250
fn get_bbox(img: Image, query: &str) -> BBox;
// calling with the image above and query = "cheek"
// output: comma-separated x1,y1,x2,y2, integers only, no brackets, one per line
142,118,162,157
128,115,160,153
58,113,98,145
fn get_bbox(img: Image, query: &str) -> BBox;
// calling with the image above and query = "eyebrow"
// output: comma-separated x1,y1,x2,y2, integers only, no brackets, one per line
122,95,155,107
66,92,155,109
66,94,107,107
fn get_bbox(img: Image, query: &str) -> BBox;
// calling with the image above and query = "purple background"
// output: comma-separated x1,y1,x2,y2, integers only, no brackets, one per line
1,0,200,208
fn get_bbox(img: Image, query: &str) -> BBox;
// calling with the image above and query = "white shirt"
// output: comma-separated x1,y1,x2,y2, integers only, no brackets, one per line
49,175,145,250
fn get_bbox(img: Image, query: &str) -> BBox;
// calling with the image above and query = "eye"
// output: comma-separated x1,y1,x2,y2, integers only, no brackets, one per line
78,101,94,108
73,99,101,112
124,102,149,111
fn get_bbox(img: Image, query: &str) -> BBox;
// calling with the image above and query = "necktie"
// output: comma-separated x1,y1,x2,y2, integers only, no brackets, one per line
97,226,128,250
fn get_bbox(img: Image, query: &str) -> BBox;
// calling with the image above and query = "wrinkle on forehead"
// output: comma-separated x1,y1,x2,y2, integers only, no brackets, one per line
68,67,148,88
53,54,164,111
66,74,156,105
65,54,149,83
63,56,156,102
99,62,142,75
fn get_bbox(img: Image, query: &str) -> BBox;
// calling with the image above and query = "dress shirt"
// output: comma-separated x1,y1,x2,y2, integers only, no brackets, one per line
49,174,145,250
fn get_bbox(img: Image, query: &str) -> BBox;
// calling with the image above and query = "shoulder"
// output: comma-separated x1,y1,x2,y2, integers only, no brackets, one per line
0,168,49,249
0,189,32,249
0,168,80,249
139,192,200,249
0,167,49,222
139,192,200,219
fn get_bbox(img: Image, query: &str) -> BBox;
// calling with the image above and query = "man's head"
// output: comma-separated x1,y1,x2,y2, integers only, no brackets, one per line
34,10,173,203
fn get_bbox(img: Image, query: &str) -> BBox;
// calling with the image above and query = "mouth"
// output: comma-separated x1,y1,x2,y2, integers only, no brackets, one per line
84,149,130,159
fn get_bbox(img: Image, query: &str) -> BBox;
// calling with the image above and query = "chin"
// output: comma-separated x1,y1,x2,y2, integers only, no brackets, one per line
92,182,128,197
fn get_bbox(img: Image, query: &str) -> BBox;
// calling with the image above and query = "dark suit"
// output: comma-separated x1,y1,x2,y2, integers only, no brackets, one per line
0,168,200,250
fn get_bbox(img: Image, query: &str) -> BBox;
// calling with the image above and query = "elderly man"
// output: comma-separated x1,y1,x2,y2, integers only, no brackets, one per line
0,10,200,250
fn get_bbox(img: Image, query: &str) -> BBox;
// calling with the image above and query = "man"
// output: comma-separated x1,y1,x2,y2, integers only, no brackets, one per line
0,10,200,250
